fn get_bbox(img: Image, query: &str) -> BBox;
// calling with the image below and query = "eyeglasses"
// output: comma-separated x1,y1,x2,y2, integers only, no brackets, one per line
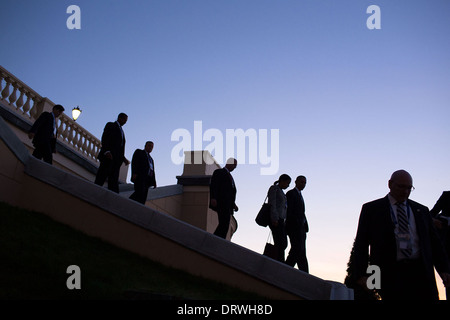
394,183,415,191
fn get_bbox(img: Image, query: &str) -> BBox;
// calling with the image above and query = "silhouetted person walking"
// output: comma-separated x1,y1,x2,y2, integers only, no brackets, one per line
28,104,65,164
267,174,291,262
209,158,238,239
430,191,450,299
129,141,156,204
95,113,130,193
286,175,309,272
352,170,450,300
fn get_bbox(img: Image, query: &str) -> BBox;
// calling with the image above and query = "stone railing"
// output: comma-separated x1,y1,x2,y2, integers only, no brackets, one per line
0,66,43,121
0,65,101,163
56,113,101,162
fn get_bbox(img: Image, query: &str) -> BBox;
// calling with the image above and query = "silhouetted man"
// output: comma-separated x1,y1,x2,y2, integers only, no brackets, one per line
286,176,309,272
352,170,450,300
94,113,130,193
430,191,450,299
129,141,156,204
209,158,238,239
28,104,65,164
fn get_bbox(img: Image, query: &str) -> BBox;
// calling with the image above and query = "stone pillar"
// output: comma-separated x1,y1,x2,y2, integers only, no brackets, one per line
176,151,237,240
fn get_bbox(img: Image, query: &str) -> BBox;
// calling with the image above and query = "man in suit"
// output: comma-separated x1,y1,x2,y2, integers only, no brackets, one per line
94,113,130,193
209,158,238,239
285,176,309,273
352,170,450,300
430,191,450,298
28,104,65,164
129,141,156,204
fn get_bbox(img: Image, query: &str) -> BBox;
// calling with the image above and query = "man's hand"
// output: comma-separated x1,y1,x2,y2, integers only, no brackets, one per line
357,277,370,291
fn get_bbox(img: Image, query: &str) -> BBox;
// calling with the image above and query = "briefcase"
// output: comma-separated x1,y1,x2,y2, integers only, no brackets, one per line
263,231,278,259
263,242,278,259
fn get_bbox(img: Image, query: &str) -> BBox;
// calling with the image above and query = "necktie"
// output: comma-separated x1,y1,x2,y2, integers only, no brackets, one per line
300,191,305,208
396,202,412,258
147,153,154,176
118,123,124,146
52,113,56,136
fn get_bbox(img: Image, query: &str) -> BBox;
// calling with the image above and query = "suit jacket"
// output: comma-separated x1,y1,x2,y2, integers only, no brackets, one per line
209,168,237,212
29,111,56,150
98,121,126,163
131,149,156,187
286,188,309,235
353,195,450,291
430,191,450,218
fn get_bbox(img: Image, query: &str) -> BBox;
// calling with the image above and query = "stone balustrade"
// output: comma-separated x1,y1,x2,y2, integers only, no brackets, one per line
0,66,42,121
0,65,101,163
56,113,101,162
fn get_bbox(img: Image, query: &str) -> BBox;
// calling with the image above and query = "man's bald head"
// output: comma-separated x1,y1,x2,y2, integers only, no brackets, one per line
388,170,414,202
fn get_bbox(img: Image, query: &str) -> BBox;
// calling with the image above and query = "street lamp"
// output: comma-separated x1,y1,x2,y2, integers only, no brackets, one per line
72,106,82,121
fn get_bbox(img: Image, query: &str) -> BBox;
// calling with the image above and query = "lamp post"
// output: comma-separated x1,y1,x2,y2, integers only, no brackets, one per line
72,106,82,121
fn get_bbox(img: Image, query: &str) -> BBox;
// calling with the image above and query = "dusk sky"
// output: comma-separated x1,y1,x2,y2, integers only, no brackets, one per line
2,0,449,298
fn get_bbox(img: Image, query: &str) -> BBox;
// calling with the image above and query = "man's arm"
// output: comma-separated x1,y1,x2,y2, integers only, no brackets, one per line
28,112,48,139
209,170,221,208
352,204,371,288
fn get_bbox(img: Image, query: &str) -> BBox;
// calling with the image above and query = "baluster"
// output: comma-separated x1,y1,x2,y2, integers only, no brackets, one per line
71,127,79,149
61,121,69,142
8,84,18,105
87,139,93,158
1,78,10,100
93,142,100,161
81,133,88,154
87,138,94,159
78,133,84,153
56,118,63,138
67,125,75,146
81,133,86,152
76,129,82,151
84,138,91,157
16,89,25,112
23,95,32,117
74,128,81,150
92,143,98,160
91,140,98,159
29,97,39,120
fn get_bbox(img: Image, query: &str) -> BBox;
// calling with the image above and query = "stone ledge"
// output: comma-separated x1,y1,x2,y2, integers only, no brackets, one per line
176,175,212,186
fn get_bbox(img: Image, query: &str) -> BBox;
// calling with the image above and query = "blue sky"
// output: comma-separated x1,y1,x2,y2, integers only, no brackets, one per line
2,0,449,297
